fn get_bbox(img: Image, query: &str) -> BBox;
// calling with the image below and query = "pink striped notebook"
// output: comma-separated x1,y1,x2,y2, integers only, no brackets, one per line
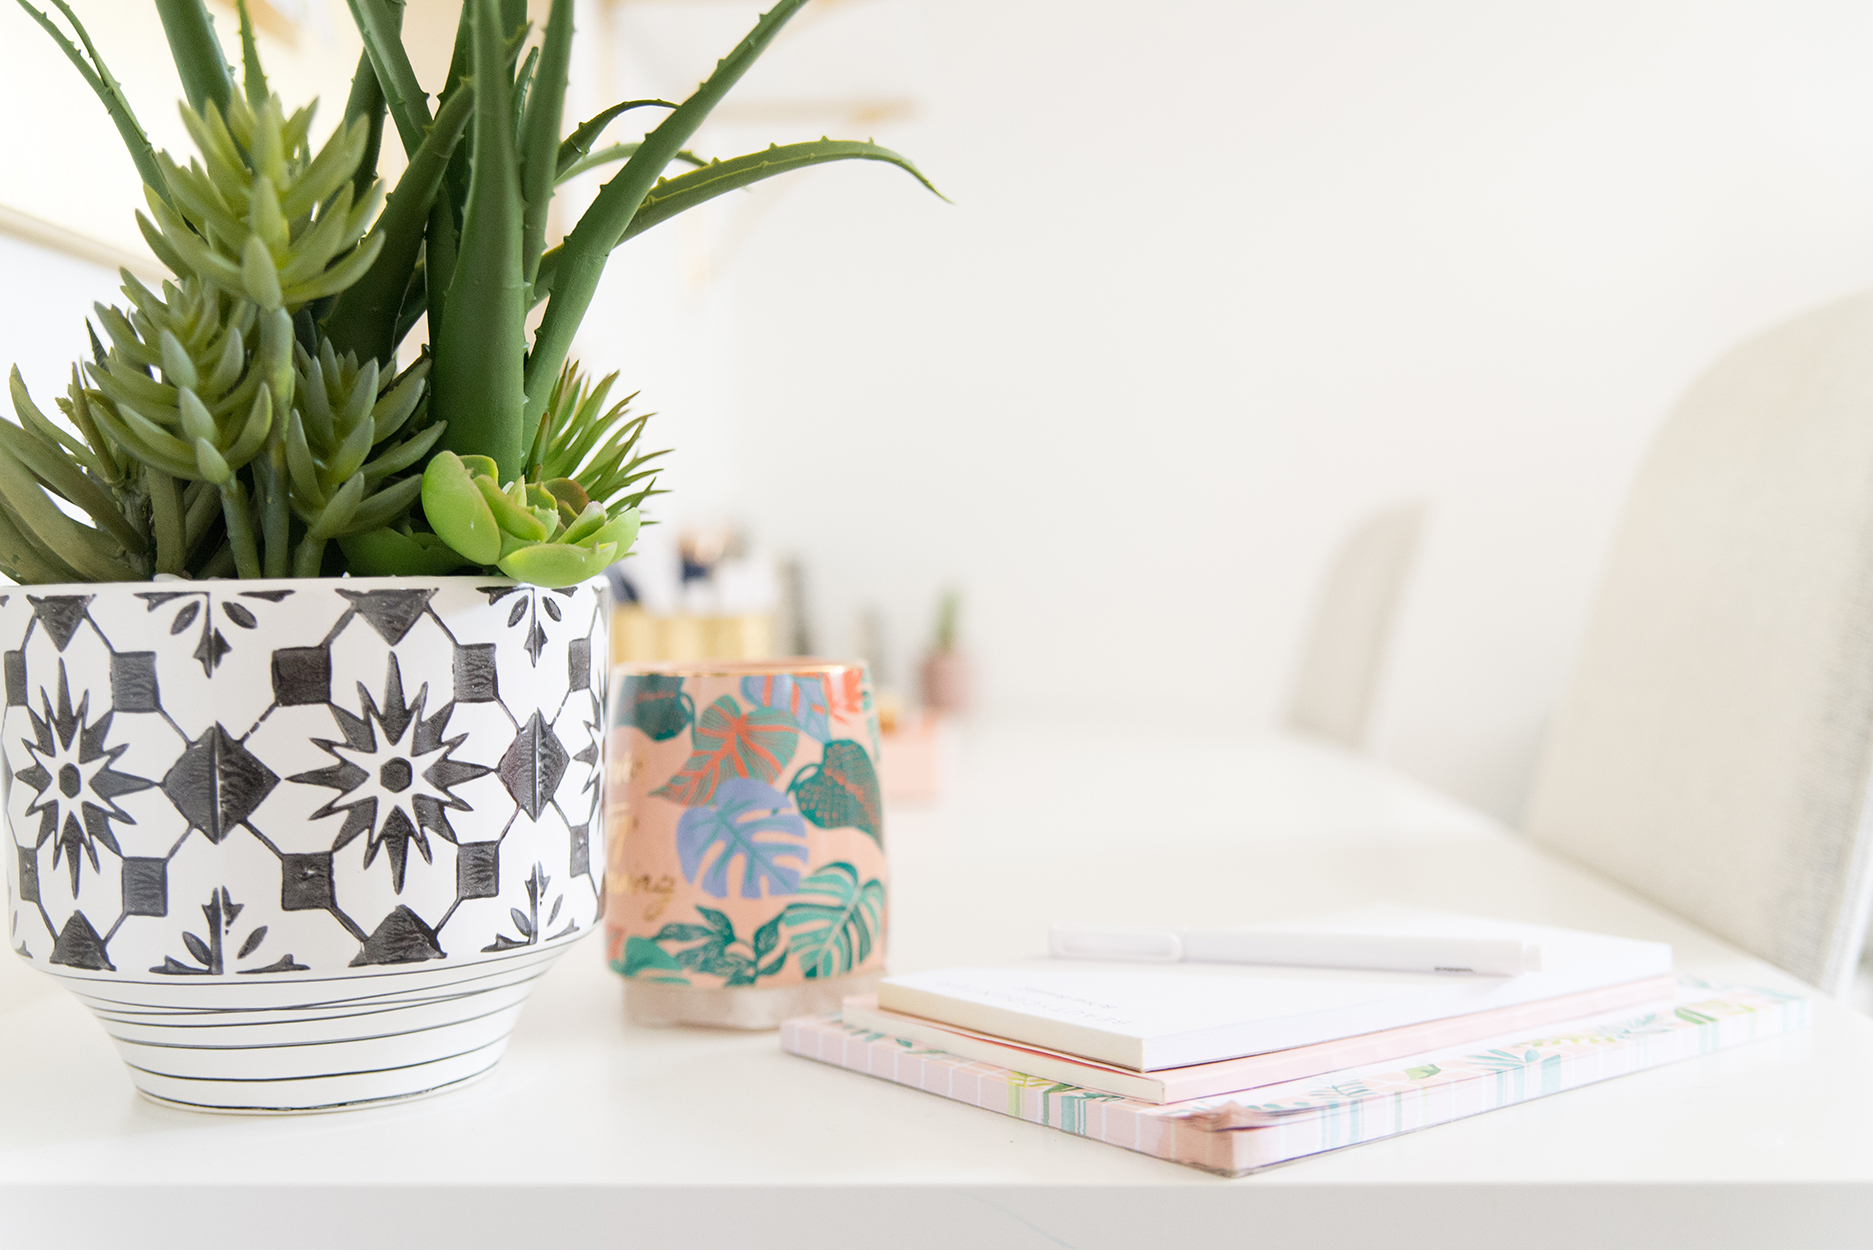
782,977,1808,1176
839,974,1676,1103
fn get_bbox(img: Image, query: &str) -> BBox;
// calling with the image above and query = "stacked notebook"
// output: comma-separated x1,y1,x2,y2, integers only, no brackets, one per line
779,909,1810,1174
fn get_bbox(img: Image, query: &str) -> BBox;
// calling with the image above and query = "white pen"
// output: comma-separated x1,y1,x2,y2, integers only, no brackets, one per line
1048,924,1544,976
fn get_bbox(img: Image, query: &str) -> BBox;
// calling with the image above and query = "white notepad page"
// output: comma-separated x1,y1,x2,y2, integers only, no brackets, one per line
876,907,1673,1070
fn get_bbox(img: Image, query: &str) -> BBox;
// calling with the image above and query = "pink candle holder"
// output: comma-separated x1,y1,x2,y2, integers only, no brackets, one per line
604,659,886,1027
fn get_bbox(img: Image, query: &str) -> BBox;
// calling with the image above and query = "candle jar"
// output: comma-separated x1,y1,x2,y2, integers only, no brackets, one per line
605,659,886,1027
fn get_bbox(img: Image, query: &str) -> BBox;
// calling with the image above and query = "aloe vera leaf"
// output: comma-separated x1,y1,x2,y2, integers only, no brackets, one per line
344,0,433,157
635,140,944,250
421,451,501,565
235,0,267,107
526,0,811,419
154,0,233,118
556,100,674,178
512,46,539,128
341,49,389,202
432,0,529,479
390,260,428,348
557,143,710,185
0,501,79,585
425,194,459,337
322,85,475,365
0,440,130,580
18,0,169,203
517,0,573,287
434,0,477,223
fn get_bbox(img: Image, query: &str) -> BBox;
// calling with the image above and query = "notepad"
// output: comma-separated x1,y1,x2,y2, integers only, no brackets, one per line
841,974,1675,1103
875,908,1673,1070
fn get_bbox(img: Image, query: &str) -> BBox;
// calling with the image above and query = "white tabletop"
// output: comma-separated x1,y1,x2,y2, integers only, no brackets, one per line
3,727,1870,1248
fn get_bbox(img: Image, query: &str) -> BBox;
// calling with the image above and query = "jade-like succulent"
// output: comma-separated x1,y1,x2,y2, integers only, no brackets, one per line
422,451,640,587
3,0,940,586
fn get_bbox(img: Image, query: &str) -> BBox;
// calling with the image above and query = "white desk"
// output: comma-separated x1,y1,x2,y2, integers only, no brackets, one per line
3,728,1871,1248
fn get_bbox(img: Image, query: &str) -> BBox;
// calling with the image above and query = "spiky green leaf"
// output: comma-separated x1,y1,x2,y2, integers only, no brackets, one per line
153,0,233,117
526,0,812,423
431,0,529,479
15,0,169,202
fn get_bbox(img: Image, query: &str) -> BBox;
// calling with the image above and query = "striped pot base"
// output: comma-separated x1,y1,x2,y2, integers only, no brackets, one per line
50,943,572,1112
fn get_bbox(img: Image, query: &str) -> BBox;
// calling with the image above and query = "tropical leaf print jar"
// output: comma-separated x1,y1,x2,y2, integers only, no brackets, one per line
605,660,886,1027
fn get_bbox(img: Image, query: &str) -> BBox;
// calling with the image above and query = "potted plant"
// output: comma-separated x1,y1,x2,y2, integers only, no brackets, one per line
1,0,936,1111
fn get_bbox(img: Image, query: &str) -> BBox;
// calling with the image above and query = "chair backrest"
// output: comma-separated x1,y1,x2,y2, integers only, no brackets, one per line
1288,501,1428,751
1525,292,1873,995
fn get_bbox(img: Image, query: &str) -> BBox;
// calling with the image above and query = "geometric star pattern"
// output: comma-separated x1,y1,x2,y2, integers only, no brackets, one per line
2,582,607,978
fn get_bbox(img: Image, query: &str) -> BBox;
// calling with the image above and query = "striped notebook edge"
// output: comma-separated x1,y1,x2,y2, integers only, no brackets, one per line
779,976,1810,1176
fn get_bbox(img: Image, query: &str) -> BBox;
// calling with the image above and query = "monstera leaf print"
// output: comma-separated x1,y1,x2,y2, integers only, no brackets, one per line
781,862,885,979
789,740,883,844
827,667,866,720
675,777,810,898
645,906,788,986
651,695,799,805
618,935,689,984
740,674,831,743
619,673,694,741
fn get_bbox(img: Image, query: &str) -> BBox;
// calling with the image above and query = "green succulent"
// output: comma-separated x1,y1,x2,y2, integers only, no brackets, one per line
528,362,667,515
141,93,382,317
4,0,940,587
281,338,442,576
421,452,639,587
84,272,290,577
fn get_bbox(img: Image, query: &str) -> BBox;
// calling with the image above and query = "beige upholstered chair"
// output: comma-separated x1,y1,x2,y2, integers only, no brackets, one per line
1524,292,1873,996
1288,501,1428,751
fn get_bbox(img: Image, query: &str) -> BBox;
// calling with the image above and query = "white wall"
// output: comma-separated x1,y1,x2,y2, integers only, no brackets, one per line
9,1,1873,824
667,0,1873,819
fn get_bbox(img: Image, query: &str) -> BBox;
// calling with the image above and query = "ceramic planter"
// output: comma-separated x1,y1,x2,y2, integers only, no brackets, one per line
1,575,607,1112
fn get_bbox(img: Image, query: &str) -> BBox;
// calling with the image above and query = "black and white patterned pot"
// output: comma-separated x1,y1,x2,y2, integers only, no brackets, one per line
0,576,607,1112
